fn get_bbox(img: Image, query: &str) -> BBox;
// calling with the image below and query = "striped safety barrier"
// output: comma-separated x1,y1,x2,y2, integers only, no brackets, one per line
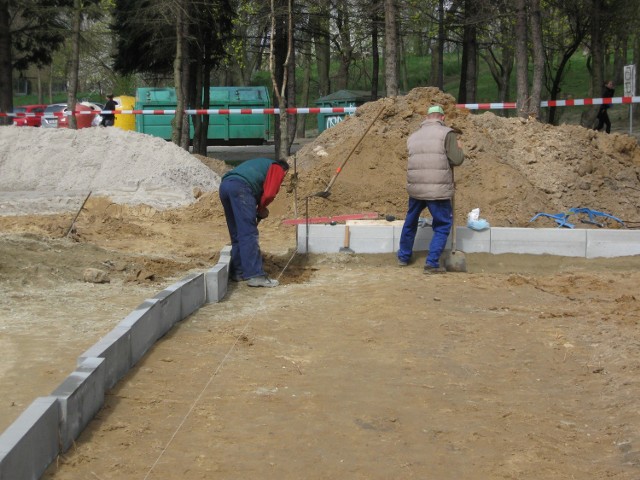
2,96,640,117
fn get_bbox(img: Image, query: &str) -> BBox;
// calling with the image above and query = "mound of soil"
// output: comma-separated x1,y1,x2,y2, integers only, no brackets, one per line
271,87,640,228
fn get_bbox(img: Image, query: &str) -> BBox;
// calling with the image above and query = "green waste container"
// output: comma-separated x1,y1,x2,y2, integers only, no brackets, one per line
135,86,271,144
135,88,176,140
315,90,374,133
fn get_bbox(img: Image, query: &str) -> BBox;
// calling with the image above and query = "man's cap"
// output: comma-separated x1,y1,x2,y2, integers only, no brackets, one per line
427,105,445,115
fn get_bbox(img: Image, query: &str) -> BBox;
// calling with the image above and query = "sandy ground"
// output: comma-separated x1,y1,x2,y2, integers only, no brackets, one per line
1,211,639,479
1,87,640,478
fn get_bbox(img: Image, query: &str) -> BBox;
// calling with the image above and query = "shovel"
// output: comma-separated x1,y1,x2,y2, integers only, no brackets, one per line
443,170,467,272
313,104,386,198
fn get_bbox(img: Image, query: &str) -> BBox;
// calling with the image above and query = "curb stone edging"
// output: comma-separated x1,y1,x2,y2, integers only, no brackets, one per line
0,247,232,480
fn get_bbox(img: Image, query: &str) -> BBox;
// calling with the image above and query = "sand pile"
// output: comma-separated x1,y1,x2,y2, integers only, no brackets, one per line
0,126,220,216
1,88,639,229
273,87,640,228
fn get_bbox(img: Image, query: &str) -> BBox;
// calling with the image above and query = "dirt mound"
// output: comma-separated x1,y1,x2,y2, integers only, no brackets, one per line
271,87,640,228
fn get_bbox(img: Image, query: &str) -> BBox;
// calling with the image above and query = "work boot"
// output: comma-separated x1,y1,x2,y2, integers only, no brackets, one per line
247,275,279,288
398,259,409,267
229,268,244,282
423,265,445,275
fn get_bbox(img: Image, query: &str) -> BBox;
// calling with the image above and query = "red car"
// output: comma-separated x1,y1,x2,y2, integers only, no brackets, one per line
12,104,47,127
57,102,102,129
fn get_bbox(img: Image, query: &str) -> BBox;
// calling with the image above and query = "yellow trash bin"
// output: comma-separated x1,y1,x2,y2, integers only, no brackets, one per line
114,95,135,131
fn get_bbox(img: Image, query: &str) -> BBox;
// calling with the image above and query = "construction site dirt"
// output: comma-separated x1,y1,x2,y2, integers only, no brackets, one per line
1,87,640,479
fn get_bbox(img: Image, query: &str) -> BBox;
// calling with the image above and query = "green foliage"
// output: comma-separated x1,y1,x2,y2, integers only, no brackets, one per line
11,0,73,71
111,0,175,75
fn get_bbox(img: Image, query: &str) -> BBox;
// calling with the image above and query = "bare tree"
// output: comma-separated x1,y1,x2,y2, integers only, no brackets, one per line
515,0,529,118
479,2,515,112
270,0,293,161
221,0,269,85
370,0,382,98
66,0,82,129
434,0,445,89
457,0,478,103
384,0,398,96
0,1,12,124
529,0,544,119
172,0,189,148
309,3,330,97
333,0,353,90
543,0,590,125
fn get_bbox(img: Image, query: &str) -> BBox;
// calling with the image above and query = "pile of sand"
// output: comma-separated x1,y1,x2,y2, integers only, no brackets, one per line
272,87,640,228
1,87,639,229
0,126,220,216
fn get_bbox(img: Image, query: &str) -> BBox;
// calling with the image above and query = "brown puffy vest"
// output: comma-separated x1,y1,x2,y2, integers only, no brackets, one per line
406,119,453,200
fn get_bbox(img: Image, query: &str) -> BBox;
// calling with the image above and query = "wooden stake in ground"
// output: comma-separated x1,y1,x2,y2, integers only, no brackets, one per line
65,191,92,237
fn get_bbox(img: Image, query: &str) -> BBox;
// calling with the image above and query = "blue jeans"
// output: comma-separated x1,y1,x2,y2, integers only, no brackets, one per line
398,197,453,268
219,178,264,279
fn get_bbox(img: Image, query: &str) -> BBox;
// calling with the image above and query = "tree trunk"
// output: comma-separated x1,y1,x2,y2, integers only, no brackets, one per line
613,32,627,86
37,69,43,104
287,25,296,150
482,36,514,117
192,56,206,156
529,0,544,120
310,5,330,97
371,0,381,99
459,0,478,104
173,0,189,150
297,18,311,139
547,47,580,125
0,0,12,125
270,0,293,161
435,0,445,89
67,0,82,130
634,33,640,121
429,40,439,87
334,0,353,90
464,25,477,103
399,32,408,92
384,0,398,96
590,0,604,95
515,0,529,118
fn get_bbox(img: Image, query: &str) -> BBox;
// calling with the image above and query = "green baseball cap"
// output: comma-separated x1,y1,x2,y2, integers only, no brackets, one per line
427,105,445,115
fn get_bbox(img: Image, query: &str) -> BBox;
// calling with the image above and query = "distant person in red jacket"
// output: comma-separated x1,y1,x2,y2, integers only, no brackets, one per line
594,80,615,133
219,157,289,287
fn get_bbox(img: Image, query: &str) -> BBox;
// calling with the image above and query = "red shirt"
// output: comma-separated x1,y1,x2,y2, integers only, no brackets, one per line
259,163,287,211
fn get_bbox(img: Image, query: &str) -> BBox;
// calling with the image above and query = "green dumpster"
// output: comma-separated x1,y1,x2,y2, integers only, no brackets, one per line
135,86,271,144
315,90,374,133
135,87,176,140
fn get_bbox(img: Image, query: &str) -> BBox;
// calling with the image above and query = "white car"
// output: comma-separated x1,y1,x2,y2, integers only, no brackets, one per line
41,103,67,128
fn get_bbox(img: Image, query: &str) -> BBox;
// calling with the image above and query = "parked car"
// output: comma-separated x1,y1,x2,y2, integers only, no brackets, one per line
41,102,99,129
41,103,67,128
12,104,47,127
57,102,100,129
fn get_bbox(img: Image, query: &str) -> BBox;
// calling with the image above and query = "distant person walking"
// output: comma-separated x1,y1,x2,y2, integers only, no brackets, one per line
594,80,615,133
219,157,289,287
101,94,117,127
397,105,465,274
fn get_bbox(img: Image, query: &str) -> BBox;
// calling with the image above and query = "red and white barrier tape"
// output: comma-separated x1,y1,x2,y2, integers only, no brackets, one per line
2,96,640,117
457,96,640,109
455,102,517,110
0,107,358,117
